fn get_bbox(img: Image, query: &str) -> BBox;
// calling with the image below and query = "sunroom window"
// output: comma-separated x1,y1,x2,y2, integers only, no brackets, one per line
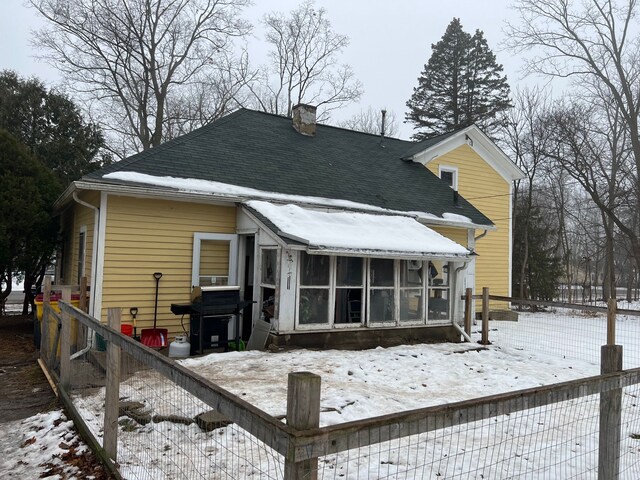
299,253,330,325
428,260,450,321
369,258,395,323
335,257,364,324
260,248,277,321
399,260,424,322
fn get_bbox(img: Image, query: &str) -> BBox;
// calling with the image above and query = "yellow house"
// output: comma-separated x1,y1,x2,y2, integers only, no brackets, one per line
53,105,523,350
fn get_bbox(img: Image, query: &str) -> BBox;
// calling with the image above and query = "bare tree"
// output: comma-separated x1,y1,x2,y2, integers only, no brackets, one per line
337,108,399,137
31,0,251,153
508,0,640,265
502,87,554,299
243,0,363,122
543,94,631,299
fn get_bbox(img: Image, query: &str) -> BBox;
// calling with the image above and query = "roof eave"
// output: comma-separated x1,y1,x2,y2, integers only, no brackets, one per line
407,125,525,182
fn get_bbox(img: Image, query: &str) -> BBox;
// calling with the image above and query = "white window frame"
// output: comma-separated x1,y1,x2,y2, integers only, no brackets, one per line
439,165,459,190
191,233,238,287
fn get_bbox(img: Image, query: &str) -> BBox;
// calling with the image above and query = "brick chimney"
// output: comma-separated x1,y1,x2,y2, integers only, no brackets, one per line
292,104,317,136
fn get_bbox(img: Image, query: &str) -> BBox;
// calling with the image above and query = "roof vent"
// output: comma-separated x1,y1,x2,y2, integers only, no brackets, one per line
292,104,317,137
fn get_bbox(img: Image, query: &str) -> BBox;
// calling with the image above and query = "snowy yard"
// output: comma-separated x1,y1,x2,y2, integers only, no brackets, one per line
5,307,640,478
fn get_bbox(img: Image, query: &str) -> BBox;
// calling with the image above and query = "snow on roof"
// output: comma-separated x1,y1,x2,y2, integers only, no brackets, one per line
102,171,482,229
246,201,469,257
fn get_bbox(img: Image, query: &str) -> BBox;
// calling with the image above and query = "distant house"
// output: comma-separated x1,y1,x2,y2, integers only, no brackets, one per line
53,105,523,349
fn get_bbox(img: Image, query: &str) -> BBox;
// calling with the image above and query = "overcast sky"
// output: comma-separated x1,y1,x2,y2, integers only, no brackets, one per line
0,0,537,140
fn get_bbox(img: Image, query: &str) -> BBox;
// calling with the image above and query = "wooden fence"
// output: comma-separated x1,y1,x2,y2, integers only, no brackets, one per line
39,287,640,479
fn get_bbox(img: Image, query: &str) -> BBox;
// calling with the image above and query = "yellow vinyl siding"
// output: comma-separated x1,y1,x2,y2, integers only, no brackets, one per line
427,144,511,297
61,191,98,286
101,196,236,339
431,226,468,248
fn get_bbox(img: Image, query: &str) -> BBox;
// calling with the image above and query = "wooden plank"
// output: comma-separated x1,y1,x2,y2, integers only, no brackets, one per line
58,301,293,457
104,308,121,461
59,287,72,389
285,373,321,479
481,287,489,345
292,368,640,461
41,277,51,364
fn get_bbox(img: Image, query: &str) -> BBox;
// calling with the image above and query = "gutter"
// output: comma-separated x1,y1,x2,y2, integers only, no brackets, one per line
474,229,489,242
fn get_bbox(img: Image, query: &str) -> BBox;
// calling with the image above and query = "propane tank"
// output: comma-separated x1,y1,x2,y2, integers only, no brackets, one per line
169,335,191,358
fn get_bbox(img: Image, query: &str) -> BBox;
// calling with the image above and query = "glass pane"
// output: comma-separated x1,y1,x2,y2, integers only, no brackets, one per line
261,249,277,285
261,287,275,322
428,289,449,320
300,252,330,286
369,289,395,323
400,289,423,322
441,170,454,187
335,288,362,324
199,240,229,286
400,260,423,287
299,289,329,324
428,261,449,286
336,257,363,286
370,258,394,287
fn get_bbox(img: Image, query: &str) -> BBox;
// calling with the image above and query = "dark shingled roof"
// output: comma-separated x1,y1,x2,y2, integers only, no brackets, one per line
84,109,493,226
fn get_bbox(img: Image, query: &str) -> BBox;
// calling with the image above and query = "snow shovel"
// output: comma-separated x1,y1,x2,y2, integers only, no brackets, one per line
141,272,168,349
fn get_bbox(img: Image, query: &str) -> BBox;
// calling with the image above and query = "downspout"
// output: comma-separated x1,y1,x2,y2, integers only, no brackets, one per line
71,192,99,359
452,256,473,342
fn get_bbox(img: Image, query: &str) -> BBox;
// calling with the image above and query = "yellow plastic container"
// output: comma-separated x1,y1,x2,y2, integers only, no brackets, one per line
35,293,81,355
35,293,80,321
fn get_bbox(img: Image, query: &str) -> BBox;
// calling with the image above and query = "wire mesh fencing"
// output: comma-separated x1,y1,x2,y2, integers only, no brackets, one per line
59,305,286,480
45,292,640,479
309,374,640,480
472,296,640,370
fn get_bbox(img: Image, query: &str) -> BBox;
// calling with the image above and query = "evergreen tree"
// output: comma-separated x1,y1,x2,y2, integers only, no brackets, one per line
0,70,108,187
406,18,511,140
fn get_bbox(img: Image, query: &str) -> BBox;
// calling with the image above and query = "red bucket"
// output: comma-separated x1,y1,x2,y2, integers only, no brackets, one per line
121,324,134,337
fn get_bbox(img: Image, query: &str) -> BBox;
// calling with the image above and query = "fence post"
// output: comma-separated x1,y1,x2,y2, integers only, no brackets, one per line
104,307,121,461
464,288,472,339
481,287,490,345
59,286,72,389
599,299,622,480
285,372,321,480
607,298,616,346
41,277,52,363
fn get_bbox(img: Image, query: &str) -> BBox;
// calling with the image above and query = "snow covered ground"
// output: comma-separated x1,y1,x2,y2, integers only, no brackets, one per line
0,410,90,479
4,307,640,478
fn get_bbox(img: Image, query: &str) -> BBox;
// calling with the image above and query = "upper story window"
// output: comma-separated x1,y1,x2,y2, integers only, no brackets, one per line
439,165,458,191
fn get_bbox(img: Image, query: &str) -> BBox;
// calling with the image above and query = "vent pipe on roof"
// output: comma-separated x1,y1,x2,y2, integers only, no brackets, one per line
453,189,460,207
380,109,387,146
292,104,317,136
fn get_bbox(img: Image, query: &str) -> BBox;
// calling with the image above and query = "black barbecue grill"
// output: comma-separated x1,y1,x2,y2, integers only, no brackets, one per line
171,286,253,355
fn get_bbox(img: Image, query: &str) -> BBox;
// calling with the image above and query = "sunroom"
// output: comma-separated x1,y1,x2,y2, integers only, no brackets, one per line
239,201,472,348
